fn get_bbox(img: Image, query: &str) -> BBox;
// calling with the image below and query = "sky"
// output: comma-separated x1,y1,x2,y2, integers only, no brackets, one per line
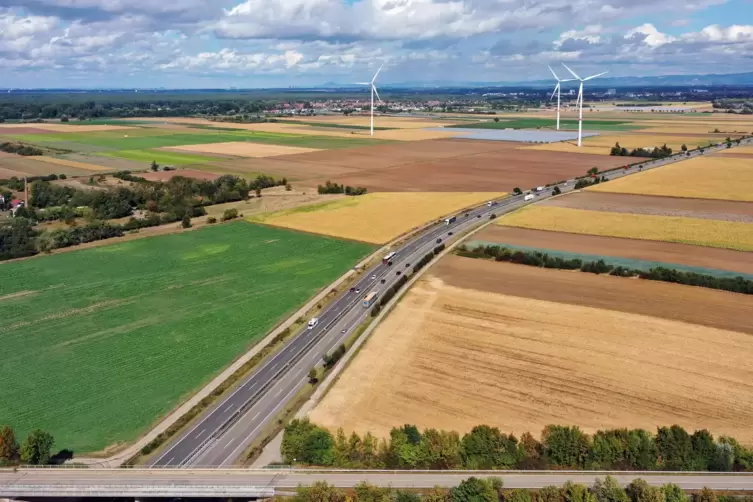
0,0,752,88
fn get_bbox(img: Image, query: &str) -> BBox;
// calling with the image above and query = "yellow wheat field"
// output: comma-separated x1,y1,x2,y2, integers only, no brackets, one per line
521,134,717,156
167,141,320,157
718,145,753,156
35,156,112,172
0,123,134,133
587,155,753,201
252,192,505,244
499,205,753,251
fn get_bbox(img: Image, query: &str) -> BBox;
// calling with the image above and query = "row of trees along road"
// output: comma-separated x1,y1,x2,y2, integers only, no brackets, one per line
283,420,753,471
294,477,725,502
0,425,55,466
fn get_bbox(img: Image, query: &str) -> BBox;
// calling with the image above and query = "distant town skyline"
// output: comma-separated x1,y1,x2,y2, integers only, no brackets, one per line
1,0,752,88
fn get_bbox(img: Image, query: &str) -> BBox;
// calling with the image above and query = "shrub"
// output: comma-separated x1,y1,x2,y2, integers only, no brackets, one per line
206,216,217,224
221,208,239,222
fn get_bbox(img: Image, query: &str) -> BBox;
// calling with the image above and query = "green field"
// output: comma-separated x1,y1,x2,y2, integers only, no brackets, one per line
0,222,374,453
448,117,643,131
100,149,225,166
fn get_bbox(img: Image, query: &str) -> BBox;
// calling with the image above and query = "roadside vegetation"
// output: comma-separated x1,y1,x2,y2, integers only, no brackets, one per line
293,477,727,502
318,180,368,196
283,420,753,471
0,426,55,466
456,244,753,295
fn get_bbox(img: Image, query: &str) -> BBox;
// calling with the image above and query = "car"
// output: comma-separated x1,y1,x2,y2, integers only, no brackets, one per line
464,213,469,217
387,261,393,266
405,263,410,267
371,274,377,280
396,271,402,275
448,231,453,236
349,287,356,293
341,328,347,334
355,288,361,294
477,214,482,218
436,238,442,243
307,318,319,330
381,278,386,284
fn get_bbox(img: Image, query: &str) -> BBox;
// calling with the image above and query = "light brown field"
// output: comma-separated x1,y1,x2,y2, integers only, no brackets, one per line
0,156,101,177
718,145,753,156
587,155,753,202
474,225,753,275
166,141,321,157
310,257,753,441
499,205,753,251
279,115,458,129
524,132,725,156
252,192,505,244
543,191,753,223
0,123,133,133
33,156,112,172
139,169,219,181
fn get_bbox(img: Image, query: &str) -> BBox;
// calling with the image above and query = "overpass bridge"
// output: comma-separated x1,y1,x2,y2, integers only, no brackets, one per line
3,469,753,498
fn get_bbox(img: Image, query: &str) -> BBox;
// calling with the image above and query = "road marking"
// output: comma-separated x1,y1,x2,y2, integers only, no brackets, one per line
196,428,207,439
275,388,282,397
253,412,260,420
167,457,175,465
270,363,278,371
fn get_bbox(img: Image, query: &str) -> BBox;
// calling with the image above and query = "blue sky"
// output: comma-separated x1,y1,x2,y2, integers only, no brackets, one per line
0,0,751,88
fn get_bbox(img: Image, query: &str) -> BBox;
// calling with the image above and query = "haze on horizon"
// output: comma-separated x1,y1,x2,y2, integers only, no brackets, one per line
1,0,752,89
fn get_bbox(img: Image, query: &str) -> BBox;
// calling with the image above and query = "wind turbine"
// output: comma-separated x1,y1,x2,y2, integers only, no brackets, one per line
357,64,384,136
548,65,574,130
561,64,608,146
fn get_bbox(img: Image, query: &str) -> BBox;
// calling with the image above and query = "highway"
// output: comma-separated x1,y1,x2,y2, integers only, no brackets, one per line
148,140,738,468
3,468,753,498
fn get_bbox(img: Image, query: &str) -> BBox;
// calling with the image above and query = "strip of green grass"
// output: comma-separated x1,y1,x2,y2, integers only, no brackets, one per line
448,117,643,131
284,120,395,131
99,149,225,166
0,222,375,453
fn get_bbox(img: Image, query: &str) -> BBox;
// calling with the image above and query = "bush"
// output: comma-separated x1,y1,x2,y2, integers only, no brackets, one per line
206,216,217,224
181,214,192,228
221,208,239,222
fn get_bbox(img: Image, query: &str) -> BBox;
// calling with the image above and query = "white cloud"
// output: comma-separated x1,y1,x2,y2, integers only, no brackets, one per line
626,23,676,47
554,25,604,49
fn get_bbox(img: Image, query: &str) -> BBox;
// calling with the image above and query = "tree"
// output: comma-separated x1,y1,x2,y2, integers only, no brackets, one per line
542,425,590,468
594,476,630,502
656,425,692,470
308,368,319,385
181,213,192,228
461,425,519,469
691,488,717,502
513,187,523,195
354,482,393,502
150,160,159,171
494,117,500,123
552,186,562,195
294,481,347,502
507,490,534,502
562,482,595,502
626,479,662,502
255,187,262,197
0,425,19,464
20,429,54,465
681,144,688,152
537,486,564,502
450,477,498,502
661,484,689,502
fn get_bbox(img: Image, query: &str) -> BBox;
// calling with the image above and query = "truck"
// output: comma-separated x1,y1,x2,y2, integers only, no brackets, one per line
382,251,396,265
487,201,498,207
524,193,535,201
307,317,319,330
444,216,457,225
535,186,545,192
363,291,378,308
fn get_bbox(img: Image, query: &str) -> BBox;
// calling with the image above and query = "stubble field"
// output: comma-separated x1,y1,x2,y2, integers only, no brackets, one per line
0,222,374,453
251,191,505,244
166,141,321,157
499,205,753,251
309,256,753,441
587,156,753,202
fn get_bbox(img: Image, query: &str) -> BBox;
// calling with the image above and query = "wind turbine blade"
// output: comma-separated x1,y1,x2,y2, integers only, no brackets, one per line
548,65,560,81
371,63,384,84
583,71,608,81
549,83,559,101
561,63,581,81
372,85,382,103
355,82,370,85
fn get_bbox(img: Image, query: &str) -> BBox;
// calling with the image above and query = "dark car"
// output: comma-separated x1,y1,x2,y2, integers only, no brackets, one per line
405,263,410,267
387,261,393,266
448,231,453,236
436,238,442,243
349,287,356,293
396,271,402,275
464,213,469,217
477,214,482,218
381,278,386,284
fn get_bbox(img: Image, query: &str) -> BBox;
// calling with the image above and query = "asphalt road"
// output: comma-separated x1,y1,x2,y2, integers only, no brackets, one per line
149,141,740,468
3,469,753,497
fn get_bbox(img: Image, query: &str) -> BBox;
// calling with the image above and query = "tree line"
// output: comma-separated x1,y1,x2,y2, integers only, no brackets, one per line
0,142,44,156
282,420,753,471
455,244,753,295
0,425,55,466
610,143,673,159
294,476,726,502
318,180,368,196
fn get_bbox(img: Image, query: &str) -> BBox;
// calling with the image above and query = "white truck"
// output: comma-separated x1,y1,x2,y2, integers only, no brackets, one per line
363,291,378,308
307,317,319,329
524,193,535,201
535,186,545,192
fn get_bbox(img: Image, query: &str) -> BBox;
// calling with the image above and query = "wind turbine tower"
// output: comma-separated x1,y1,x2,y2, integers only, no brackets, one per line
548,65,573,130
357,64,384,136
561,64,608,146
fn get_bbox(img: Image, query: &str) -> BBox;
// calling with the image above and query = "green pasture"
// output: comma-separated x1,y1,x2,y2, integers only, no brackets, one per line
0,222,374,453
448,117,643,131
100,149,225,166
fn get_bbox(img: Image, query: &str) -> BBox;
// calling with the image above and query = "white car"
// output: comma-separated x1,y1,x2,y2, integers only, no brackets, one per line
371,275,377,280
307,318,319,330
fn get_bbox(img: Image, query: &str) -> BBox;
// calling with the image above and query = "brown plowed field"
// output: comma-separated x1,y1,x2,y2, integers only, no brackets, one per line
309,256,753,441
0,127,55,135
474,226,753,275
0,156,99,177
543,191,753,223
0,167,26,178
211,139,626,192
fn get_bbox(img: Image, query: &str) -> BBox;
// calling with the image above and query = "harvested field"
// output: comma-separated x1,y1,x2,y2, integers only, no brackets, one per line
252,192,505,244
0,167,26,178
100,149,224,166
279,115,457,129
211,138,627,192
34,156,112,172
499,205,753,251
0,127,56,135
718,145,753,157
166,141,320,157
544,191,753,223
139,169,219,181
0,222,374,453
523,133,720,156
587,156,753,202
57,153,146,172
0,123,134,133
474,226,753,276
0,156,98,177
309,257,753,441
